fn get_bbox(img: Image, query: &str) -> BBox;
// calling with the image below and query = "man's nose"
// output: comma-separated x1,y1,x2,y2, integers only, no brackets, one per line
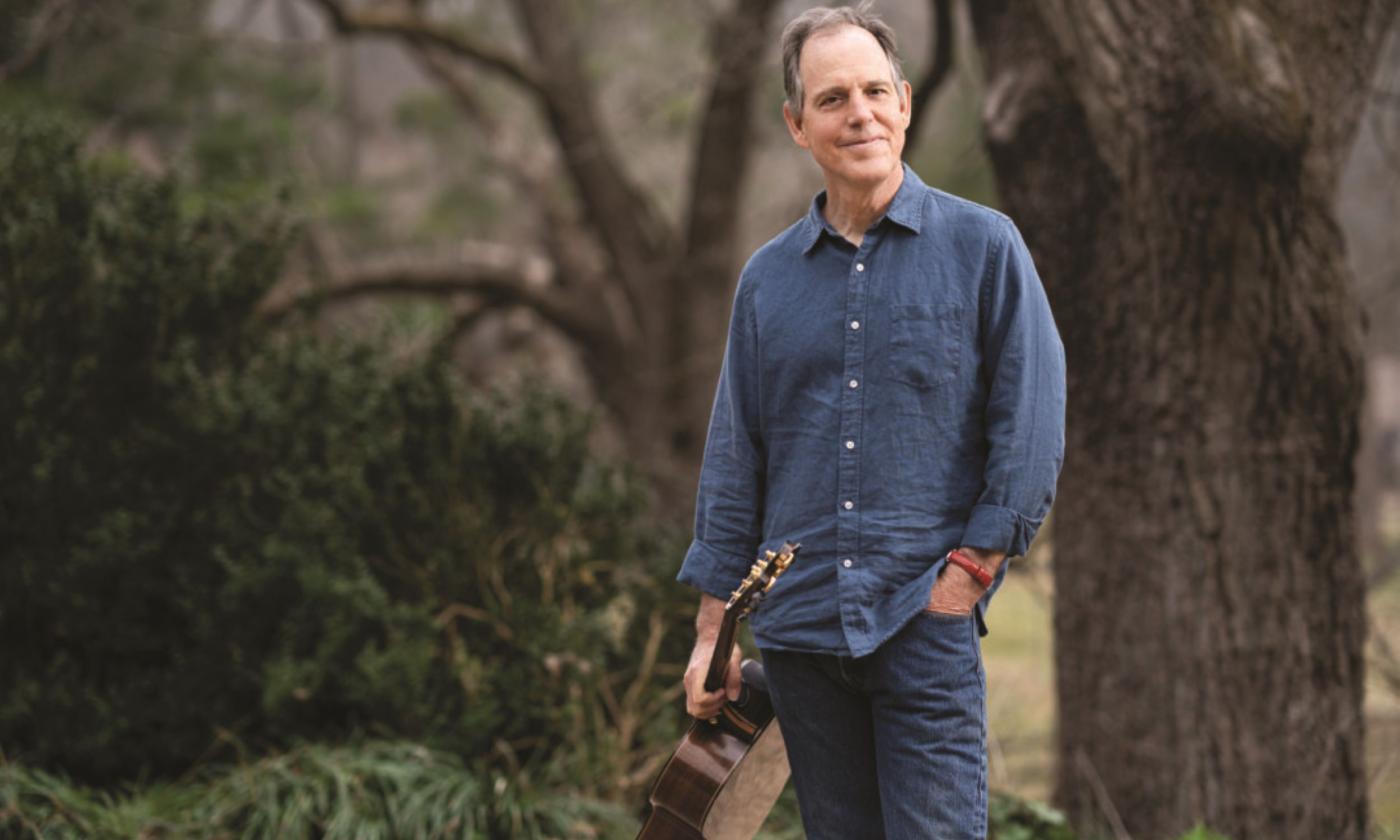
847,93,874,124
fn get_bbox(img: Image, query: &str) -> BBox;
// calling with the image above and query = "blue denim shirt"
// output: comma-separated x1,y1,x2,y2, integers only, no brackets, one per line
678,165,1065,657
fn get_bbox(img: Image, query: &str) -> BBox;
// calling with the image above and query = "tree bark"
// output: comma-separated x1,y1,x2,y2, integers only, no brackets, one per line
663,0,783,463
971,2,1397,838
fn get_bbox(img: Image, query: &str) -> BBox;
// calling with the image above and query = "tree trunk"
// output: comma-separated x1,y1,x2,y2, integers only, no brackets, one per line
971,2,1397,838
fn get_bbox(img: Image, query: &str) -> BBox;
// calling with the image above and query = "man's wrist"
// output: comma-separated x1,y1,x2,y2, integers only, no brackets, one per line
695,594,727,639
958,545,1006,572
946,549,994,589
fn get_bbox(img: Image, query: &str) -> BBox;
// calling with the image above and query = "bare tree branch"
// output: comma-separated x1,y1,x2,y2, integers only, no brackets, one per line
307,0,667,343
230,0,270,34
258,244,609,349
291,0,780,471
683,0,783,258
429,294,505,363
406,42,499,133
303,0,545,93
667,0,784,424
510,0,677,286
404,42,642,349
904,0,955,160
0,0,78,83
277,0,308,41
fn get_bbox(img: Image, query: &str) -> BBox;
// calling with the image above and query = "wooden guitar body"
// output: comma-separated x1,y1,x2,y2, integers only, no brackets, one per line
637,659,790,840
636,542,799,839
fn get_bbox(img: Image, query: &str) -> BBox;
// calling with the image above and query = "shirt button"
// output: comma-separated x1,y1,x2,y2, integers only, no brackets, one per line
850,320,860,330
855,263,865,272
842,558,853,568
845,440,855,450
843,500,854,510
848,379,859,389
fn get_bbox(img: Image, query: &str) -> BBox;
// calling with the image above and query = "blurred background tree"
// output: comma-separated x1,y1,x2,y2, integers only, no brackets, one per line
4,2,1400,839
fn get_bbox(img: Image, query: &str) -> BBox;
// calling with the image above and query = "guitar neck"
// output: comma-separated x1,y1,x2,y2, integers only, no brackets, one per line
703,607,742,693
698,541,798,695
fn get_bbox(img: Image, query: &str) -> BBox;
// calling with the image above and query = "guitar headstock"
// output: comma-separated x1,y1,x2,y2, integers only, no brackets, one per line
725,542,800,620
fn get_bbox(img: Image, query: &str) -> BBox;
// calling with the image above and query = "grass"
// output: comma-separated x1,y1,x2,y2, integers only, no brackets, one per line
1366,566,1400,831
983,569,1058,803
0,742,635,839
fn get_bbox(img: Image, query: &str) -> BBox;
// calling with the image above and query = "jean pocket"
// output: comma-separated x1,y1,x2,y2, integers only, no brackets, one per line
889,303,961,390
913,610,980,671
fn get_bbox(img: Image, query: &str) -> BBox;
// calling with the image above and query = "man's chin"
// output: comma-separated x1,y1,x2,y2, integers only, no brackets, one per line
820,154,902,186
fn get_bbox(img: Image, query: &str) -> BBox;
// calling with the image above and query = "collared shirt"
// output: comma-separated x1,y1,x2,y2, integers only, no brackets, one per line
677,165,1065,658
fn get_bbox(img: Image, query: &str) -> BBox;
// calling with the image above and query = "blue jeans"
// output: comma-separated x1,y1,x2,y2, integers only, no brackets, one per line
760,611,987,839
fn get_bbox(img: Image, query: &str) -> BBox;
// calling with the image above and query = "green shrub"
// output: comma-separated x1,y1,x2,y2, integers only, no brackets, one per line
988,791,1077,840
0,111,695,793
1,751,1096,840
0,741,633,839
1175,827,1231,840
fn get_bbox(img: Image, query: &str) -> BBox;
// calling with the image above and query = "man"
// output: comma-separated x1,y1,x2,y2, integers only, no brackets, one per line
677,3,1064,838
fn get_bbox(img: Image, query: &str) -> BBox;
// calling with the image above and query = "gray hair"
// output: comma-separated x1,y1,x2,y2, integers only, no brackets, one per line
781,2,906,120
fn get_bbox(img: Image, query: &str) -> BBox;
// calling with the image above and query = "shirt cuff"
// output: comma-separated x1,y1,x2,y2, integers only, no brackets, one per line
677,538,755,601
960,503,1030,558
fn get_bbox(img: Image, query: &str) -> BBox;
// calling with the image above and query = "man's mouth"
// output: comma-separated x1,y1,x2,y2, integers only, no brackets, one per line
841,137,885,148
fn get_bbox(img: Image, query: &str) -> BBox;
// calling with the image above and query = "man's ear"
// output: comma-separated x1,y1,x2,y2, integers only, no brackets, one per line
783,102,810,149
900,79,913,127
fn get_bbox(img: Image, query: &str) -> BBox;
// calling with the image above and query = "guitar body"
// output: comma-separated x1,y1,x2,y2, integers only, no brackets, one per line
637,659,790,840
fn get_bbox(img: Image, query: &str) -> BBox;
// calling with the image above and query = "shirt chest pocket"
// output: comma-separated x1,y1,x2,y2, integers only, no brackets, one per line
888,303,962,390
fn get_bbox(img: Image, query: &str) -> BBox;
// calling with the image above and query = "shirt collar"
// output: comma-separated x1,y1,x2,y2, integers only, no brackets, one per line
800,163,926,254
884,164,926,234
799,195,839,253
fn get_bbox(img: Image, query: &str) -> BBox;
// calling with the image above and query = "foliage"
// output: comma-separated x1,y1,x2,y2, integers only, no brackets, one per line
1175,828,1232,840
984,797,1231,840
2,0,396,246
0,741,632,839
989,791,1078,840
754,786,1086,840
3,747,1107,840
0,111,695,794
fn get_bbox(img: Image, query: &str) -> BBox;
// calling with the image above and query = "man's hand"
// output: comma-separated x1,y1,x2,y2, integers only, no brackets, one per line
684,595,744,719
927,547,1006,615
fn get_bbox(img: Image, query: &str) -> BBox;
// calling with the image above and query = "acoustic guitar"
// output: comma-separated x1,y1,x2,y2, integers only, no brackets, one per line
637,542,800,839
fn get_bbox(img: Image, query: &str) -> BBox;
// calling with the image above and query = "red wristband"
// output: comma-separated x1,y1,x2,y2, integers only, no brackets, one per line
946,549,994,589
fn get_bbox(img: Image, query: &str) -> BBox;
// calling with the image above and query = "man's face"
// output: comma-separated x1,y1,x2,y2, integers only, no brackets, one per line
784,25,911,190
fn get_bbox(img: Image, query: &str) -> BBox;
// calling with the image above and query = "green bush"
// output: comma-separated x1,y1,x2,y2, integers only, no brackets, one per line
1175,828,1231,840
987,791,1077,840
0,741,633,839
0,112,695,792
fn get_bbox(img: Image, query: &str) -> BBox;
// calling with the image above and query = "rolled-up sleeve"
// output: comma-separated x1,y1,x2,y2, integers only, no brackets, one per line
677,276,766,599
960,220,1065,558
